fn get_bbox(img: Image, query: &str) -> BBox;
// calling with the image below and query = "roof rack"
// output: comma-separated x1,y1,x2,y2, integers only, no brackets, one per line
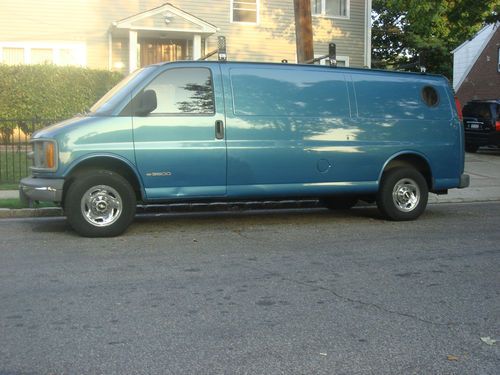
305,43,337,67
198,36,227,62
199,37,338,67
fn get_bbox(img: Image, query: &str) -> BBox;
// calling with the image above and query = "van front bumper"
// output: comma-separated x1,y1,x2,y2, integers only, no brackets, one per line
19,177,64,202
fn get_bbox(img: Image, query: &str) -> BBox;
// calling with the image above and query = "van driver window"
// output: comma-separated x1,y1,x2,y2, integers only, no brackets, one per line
145,68,215,114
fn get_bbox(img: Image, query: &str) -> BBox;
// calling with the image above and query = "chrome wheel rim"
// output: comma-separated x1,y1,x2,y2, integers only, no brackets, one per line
392,178,420,212
81,185,122,227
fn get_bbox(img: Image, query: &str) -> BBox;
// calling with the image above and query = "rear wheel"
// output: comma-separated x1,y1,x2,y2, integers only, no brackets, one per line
64,170,136,237
377,167,428,221
321,196,359,210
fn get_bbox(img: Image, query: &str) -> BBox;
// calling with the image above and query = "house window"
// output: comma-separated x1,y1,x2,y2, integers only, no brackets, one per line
497,47,500,73
0,43,85,66
1,48,24,65
31,49,53,64
60,48,79,66
312,0,349,18
231,0,259,24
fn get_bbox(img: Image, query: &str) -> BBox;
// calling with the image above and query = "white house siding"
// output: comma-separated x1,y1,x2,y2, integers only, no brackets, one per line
0,0,368,69
452,24,496,91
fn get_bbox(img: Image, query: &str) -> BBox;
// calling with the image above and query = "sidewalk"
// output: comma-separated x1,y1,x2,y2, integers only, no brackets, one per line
1,150,499,218
429,150,500,203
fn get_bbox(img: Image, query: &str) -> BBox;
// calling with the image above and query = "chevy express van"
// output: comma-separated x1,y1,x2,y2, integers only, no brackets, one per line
20,60,469,236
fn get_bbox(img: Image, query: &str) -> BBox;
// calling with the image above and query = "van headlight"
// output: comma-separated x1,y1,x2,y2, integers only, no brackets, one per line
30,139,58,171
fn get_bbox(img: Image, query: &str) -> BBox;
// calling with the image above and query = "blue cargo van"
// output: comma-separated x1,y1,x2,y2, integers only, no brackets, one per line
20,60,469,236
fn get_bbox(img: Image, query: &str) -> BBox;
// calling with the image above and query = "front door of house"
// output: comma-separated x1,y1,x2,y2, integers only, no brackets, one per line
140,39,189,66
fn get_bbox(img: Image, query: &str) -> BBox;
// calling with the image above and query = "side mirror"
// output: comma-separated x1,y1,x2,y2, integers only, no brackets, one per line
134,89,157,116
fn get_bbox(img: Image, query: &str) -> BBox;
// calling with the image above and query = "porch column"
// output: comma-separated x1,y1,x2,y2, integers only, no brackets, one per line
193,34,202,60
108,31,113,70
129,30,138,72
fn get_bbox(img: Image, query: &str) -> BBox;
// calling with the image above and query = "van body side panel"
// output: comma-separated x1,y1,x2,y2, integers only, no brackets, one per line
131,64,227,200
221,64,384,198
49,117,136,178
221,64,463,198
350,72,462,189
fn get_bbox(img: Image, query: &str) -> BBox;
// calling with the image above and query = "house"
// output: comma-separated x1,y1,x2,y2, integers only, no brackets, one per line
0,0,372,73
452,22,500,105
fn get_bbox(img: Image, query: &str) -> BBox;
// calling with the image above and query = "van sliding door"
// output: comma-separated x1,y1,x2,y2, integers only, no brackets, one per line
221,64,360,198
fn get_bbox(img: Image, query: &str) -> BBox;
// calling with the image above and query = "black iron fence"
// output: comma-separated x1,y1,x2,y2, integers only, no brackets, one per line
0,118,62,185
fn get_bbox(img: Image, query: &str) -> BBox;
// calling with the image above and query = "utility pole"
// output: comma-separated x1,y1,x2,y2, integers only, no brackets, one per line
294,0,314,63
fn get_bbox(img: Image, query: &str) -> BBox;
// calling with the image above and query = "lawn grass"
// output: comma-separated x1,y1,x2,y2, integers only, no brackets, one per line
0,150,30,185
0,198,56,209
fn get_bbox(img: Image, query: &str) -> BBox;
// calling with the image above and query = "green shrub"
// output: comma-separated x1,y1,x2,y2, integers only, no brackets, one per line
0,64,123,119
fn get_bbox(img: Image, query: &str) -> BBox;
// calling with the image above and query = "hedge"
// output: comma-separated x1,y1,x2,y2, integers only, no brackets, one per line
0,64,123,120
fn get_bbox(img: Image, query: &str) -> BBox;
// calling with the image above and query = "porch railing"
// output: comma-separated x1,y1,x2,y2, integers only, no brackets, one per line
0,118,63,185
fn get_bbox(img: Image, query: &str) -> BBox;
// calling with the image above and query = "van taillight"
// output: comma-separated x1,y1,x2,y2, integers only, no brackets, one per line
496,120,500,132
454,96,463,122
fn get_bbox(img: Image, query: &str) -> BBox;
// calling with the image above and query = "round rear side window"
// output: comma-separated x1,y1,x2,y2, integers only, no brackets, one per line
422,86,439,107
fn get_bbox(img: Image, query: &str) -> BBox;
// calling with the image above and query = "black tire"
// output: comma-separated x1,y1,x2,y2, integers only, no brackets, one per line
465,144,478,153
321,196,359,210
376,167,428,221
64,170,136,237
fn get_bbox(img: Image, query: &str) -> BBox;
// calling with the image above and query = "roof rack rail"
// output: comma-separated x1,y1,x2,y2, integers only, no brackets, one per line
198,36,227,62
305,43,337,67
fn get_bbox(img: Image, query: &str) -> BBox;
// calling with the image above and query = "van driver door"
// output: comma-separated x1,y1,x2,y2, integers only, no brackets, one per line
131,65,227,200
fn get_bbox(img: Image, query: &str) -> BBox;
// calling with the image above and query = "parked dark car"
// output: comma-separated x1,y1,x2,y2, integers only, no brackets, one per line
463,100,500,152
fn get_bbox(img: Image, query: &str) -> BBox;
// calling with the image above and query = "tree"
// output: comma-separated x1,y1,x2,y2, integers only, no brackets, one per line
372,0,499,77
176,78,214,113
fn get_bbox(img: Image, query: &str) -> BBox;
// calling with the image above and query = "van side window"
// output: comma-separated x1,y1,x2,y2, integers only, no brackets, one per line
230,68,349,117
353,75,448,120
421,86,439,107
144,68,215,115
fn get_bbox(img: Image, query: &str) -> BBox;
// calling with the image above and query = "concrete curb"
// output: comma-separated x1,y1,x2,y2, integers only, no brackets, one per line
0,207,63,218
1,198,500,219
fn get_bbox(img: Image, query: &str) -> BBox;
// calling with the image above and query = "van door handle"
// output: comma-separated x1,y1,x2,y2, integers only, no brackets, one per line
215,120,224,140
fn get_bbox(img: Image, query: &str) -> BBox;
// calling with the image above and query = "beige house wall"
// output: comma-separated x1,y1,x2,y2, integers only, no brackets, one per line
0,0,369,70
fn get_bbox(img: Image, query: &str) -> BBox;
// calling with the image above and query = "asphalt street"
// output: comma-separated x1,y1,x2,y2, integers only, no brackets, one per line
0,202,499,374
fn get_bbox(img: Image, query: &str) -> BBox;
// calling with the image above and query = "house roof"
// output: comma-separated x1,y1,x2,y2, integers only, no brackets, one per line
451,22,498,54
112,3,218,35
452,22,499,91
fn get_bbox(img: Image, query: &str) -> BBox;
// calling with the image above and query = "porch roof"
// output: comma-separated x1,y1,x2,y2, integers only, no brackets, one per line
111,3,218,38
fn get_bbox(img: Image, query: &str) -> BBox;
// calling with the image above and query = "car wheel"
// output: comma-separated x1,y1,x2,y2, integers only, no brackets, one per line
376,167,428,221
64,170,136,237
321,196,358,210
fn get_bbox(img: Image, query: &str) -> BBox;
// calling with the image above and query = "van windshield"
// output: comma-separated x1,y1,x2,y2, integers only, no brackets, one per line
89,67,156,116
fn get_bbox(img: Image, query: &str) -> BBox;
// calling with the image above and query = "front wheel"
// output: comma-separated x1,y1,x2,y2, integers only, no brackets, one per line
376,167,428,221
64,170,136,237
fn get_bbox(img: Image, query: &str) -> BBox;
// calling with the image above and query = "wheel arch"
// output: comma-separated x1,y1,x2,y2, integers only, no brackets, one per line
379,152,434,190
62,155,145,203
